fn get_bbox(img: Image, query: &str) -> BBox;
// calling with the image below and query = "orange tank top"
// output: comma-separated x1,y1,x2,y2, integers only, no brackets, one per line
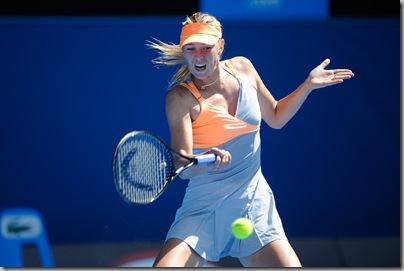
180,60,260,149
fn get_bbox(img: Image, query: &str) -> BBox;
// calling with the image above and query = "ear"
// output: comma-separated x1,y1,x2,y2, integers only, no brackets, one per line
219,39,225,55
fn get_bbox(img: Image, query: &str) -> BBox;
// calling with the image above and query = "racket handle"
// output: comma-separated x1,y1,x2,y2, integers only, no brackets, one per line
195,153,216,165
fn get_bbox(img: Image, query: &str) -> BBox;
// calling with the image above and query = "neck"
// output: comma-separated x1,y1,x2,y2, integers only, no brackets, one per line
199,77,219,90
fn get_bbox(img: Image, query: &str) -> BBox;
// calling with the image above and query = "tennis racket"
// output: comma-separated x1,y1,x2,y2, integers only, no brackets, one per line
112,130,216,204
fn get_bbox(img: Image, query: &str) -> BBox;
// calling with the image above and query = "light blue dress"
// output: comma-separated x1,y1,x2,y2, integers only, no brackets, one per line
165,61,288,262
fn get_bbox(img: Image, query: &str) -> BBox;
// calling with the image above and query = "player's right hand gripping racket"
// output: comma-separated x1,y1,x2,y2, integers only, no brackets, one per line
112,130,216,204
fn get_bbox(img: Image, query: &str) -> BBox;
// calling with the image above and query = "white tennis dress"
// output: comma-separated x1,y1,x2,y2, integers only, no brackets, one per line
164,59,287,262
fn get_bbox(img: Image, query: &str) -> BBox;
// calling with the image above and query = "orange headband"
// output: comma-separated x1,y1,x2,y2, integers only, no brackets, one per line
180,22,222,47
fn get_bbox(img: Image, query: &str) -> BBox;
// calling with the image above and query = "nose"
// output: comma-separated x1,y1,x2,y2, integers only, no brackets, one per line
195,48,204,59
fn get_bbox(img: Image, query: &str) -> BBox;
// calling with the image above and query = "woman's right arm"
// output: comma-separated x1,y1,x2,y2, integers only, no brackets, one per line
166,86,213,179
165,85,231,180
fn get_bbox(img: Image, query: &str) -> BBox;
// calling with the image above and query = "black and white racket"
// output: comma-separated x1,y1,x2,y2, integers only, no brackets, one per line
112,130,216,204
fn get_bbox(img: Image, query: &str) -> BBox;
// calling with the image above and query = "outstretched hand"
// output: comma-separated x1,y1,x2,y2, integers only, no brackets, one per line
307,58,354,90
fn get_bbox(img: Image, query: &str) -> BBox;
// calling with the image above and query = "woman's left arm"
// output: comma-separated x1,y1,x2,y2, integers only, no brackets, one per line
234,57,354,129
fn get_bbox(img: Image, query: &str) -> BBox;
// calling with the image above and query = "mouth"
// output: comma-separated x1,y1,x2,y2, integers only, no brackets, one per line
195,63,207,71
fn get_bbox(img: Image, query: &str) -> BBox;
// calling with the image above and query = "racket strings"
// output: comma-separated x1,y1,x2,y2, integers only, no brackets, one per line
116,133,173,203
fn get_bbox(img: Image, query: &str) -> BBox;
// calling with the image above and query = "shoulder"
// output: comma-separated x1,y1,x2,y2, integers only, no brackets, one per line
167,83,194,99
224,56,259,87
226,56,254,71
166,83,197,106
224,56,257,77
166,83,200,121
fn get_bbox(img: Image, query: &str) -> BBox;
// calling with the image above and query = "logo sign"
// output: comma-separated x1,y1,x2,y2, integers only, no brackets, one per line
1,214,42,239
200,0,328,20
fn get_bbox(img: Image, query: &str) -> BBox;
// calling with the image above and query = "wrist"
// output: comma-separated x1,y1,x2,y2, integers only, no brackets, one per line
300,79,314,96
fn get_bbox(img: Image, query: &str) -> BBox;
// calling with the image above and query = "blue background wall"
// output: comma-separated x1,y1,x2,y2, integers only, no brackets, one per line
0,16,399,245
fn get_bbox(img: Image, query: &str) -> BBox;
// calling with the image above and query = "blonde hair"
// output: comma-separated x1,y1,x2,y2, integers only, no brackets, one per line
146,12,222,89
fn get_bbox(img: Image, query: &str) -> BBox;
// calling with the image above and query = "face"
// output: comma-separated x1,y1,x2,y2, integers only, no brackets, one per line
182,40,223,79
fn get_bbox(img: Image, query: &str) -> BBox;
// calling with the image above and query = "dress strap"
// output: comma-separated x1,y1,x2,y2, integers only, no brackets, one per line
222,59,239,79
179,81,204,101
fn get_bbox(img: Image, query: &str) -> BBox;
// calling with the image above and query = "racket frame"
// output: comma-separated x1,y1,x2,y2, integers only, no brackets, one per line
112,130,215,204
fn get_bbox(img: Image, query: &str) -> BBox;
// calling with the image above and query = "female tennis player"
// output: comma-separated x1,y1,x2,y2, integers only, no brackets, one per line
147,11,354,267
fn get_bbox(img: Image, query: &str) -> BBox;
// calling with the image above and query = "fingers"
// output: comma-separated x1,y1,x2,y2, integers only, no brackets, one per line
320,58,330,69
332,69,355,78
319,58,354,82
321,58,354,78
209,147,232,168
308,58,354,89
320,59,354,76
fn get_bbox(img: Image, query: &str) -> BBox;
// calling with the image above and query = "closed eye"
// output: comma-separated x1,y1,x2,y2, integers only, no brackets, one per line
184,45,214,53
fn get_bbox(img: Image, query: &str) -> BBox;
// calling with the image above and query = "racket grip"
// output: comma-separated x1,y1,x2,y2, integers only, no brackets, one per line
195,153,216,165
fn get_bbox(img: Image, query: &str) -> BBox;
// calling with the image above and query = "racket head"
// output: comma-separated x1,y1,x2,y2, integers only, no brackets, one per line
112,131,175,204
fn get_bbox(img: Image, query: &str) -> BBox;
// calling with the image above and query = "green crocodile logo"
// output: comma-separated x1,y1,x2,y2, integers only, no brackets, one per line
7,219,32,235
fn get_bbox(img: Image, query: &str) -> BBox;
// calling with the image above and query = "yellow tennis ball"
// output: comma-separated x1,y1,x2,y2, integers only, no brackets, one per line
231,217,253,239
